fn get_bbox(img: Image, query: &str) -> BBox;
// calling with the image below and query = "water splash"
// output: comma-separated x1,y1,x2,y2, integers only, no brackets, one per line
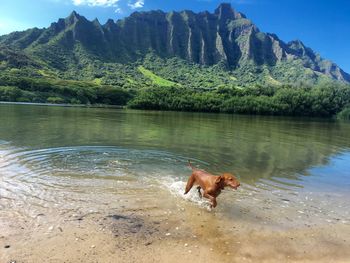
161,178,212,209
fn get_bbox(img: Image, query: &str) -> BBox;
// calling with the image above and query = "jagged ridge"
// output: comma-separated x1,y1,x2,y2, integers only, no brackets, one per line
0,3,349,83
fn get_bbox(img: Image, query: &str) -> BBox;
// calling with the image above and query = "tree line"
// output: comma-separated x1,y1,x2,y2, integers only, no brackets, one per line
1,75,350,119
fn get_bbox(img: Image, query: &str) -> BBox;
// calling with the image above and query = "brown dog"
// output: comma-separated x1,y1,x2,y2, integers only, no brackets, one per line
184,161,240,208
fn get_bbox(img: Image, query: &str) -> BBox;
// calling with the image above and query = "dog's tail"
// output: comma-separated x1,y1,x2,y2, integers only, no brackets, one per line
184,174,195,195
188,160,194,170
185,160,195,195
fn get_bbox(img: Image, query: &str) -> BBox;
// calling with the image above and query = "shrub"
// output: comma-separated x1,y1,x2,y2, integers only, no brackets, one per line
46,96,65,104
337,107,350,120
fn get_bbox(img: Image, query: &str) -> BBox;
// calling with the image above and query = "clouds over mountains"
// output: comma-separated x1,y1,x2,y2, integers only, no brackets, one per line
71,0,144,12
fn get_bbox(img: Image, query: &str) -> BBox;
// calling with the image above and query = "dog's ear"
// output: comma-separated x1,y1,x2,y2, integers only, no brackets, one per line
215,176,224,184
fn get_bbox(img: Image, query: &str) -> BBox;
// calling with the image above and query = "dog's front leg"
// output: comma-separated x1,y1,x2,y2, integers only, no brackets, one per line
203,192,217,208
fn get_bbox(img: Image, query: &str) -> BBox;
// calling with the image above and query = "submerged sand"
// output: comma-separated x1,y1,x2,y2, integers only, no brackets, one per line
1,186,349,263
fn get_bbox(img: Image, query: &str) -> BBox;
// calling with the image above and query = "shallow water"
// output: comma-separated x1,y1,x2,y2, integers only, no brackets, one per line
1,104,350,230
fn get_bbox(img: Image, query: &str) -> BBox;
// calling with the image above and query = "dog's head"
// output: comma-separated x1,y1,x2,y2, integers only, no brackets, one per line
216,173,240,190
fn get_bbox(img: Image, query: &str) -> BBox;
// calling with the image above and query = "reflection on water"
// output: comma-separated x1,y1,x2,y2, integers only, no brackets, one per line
1,104,350,187
0,104,350,227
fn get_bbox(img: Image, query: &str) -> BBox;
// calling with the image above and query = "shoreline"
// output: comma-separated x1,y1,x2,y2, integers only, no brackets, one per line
0,101,125,109
0,101,342,121
1,186,349,263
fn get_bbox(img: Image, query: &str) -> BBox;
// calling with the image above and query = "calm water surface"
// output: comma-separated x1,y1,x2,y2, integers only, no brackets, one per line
1,104,350,227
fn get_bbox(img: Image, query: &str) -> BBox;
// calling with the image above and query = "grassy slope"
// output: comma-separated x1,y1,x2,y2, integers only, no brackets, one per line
138,66,178,87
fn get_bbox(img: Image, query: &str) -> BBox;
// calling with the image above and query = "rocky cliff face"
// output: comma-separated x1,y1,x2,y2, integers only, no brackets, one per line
1,3,349,83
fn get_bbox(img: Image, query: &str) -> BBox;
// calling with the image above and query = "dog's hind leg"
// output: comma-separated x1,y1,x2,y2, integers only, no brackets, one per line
197,186,202,198
184,174,195,195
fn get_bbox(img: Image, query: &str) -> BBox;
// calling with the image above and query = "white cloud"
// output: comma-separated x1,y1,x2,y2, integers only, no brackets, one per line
72,0,120,7
70,0,145,12
128,0,144,9
115,7,123,13
66,0,144,11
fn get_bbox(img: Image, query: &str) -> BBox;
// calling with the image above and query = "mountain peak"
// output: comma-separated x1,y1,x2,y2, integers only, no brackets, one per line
69,10,80,19
92,18,101,25
215,3,233,12
289,39,305,47
287,40,310,56
105,19,115,25
65,10,82,25
215,3,243,20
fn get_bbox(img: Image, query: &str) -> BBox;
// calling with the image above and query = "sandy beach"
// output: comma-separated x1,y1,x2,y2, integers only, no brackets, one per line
1,184,349,263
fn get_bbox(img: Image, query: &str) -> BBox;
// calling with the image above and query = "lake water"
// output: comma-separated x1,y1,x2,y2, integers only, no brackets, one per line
1,104,350,262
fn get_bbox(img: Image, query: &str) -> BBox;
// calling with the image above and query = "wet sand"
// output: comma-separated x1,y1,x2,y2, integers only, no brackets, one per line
1,187,349,263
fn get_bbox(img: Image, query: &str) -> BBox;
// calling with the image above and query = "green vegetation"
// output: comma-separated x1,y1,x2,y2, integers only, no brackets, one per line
129,83,350,117
1,45,349,117
337,107,350,120
1,52,350,118
0,76,132,105
138,66,178,87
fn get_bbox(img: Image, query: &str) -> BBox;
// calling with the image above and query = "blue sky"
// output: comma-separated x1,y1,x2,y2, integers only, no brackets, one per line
0,0,349,73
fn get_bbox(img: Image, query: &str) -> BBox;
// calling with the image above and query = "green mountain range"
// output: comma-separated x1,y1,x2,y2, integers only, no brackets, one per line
0,3,350,117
